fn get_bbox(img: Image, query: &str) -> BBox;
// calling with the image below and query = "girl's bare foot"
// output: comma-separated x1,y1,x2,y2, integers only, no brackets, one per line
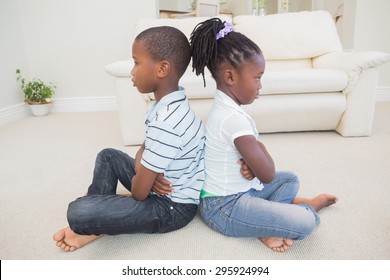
53,227,100,252
260,237,294,252
293,194,338,212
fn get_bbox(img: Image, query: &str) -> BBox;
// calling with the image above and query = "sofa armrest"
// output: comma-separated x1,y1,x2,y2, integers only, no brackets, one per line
105,60,132,77
313,51,390,94
314,51,390,136
106,60,149,145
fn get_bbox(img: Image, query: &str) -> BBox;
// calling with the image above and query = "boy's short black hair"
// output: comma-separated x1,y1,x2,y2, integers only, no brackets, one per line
135,26,191,79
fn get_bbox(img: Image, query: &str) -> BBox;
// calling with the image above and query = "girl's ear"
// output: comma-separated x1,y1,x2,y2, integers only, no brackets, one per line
157,60,170,78
223,69,236,86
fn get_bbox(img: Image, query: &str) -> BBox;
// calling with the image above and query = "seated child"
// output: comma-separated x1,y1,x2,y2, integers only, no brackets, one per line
190,18,337,252
53,26,205,252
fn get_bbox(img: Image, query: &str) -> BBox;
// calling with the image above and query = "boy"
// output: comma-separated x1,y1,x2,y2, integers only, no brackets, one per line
53,26,205,252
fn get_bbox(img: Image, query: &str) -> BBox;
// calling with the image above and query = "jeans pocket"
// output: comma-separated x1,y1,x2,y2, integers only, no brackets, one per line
158,202,197,233
200,197,232,235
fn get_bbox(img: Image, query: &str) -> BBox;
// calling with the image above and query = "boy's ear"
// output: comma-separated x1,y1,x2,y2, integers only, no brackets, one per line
156,61,170,78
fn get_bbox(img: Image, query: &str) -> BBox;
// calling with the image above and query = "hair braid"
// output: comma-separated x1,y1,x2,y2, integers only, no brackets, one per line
190,18,262,86
190,18,224,86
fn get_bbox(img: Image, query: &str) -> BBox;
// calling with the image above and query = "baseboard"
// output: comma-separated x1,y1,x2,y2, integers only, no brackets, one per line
376,87,390,102
0,103,30,127
1,89,388,128
0,96,118,127
51,96,118,112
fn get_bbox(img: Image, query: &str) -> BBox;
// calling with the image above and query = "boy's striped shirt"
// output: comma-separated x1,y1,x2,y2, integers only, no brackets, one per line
141,87,205,204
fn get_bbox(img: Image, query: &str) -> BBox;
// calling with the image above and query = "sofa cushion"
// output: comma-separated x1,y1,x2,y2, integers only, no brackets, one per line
155,69,348,100
243,92,346,133
233,11,342,60
106,61,348,100
261,69,348,95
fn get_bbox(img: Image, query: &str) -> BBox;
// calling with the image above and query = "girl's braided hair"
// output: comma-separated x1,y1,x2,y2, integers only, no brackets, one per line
190,18,262,86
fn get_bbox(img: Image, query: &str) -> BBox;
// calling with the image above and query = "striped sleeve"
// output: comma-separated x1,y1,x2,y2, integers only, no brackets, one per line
141,121,182,173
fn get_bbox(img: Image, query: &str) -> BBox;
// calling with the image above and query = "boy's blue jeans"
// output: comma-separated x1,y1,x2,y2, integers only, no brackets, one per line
67,148,197,235
199,171,319,240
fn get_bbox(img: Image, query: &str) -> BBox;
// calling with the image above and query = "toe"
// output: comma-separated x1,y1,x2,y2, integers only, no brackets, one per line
53,229,65,242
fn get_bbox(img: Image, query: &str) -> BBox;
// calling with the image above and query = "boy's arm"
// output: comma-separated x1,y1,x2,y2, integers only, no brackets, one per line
134,143,145,173
131,165,159,200
132,143,173,199
152,174,173,195
234,136,275,183
131,143,156,200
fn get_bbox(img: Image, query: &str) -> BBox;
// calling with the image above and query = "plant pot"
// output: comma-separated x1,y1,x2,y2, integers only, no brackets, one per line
29,103,51,116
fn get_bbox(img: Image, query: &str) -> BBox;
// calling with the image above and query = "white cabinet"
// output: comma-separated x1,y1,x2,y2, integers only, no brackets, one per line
252,0,318,15
224,0,324,16
159,0,193,12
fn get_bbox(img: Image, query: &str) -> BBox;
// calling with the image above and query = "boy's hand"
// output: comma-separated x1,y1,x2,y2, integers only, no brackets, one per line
237,158,255,180
152,174,173,195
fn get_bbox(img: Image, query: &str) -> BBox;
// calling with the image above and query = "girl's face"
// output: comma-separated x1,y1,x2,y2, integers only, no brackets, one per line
130,40,160,94
234,54,265,105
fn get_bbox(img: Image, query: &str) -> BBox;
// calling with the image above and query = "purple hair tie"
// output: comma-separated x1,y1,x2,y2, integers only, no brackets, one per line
216,22,234,40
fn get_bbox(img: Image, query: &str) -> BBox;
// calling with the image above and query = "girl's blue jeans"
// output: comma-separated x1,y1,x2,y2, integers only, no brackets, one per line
199,171,319,240
67,148,197,235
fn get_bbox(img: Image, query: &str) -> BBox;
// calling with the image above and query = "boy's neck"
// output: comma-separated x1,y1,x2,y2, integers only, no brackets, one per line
153,83,180,102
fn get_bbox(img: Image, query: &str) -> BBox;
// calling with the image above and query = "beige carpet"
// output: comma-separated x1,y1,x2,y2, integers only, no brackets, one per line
0,102,389,260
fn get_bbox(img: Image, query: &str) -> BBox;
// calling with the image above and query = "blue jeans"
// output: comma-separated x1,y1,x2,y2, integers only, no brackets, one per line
67,148,197,235
199,171,319,240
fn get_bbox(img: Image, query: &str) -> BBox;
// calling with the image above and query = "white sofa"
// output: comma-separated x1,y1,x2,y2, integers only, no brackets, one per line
106,11,390,146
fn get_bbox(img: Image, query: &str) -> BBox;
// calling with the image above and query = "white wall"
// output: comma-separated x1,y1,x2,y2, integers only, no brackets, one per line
312,0,390,98
353,0,390,93
0,0,29,109
1,0,389,125
0,0,158,123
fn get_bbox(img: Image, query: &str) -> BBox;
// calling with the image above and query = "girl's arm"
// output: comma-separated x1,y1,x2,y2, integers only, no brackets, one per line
238,158,255,180
234,136,275,183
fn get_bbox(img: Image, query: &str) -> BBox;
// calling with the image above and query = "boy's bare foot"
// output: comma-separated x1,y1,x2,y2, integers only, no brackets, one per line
293,194,338,212
53,227,100,252
260,237,294,252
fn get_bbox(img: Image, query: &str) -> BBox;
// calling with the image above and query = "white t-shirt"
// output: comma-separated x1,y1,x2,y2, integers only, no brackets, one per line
202,90,263,198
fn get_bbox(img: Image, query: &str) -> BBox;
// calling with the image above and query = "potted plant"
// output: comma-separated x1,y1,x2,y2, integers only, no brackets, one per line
16,69,56,116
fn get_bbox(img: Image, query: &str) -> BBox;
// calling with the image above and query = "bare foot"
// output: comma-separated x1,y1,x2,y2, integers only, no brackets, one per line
260,237,294,252
53,227,100,252
293,194,338,212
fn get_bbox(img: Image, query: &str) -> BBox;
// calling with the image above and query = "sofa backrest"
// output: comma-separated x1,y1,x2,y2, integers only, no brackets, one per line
233,11,343,61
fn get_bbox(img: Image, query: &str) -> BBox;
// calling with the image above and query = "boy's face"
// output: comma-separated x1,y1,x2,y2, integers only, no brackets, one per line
131,40,160,94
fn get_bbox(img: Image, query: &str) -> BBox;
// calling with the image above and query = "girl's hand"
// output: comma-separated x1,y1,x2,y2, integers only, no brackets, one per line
151,174,173,195
234,136,275,183
238,158,255,180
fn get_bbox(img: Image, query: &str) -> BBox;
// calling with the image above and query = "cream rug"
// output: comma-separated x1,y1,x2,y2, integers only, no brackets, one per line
0,102,389,260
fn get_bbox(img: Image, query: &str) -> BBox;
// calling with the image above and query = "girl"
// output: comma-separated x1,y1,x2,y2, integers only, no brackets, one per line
190,18,337,252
